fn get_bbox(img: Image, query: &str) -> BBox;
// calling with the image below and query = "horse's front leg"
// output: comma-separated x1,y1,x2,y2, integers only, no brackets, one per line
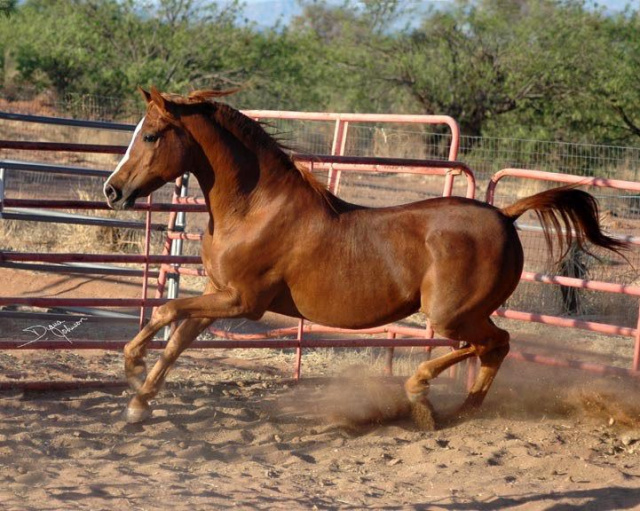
123,281,217,390
123,287,246,423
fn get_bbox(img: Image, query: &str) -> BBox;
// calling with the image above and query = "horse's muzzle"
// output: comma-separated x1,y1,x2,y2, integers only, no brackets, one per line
104,183,121,206
105,184,137,210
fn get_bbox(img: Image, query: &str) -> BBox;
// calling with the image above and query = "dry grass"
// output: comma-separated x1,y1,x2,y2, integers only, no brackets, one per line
2,100,640,341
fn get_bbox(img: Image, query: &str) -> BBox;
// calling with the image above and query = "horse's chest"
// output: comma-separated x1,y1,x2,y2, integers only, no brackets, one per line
201,235,273,286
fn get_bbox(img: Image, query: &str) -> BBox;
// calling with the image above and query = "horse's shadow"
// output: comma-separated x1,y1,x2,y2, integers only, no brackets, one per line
415,486,640,510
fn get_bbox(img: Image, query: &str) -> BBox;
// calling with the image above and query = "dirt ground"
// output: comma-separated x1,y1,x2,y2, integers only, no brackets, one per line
0,339,639,510
1,266,640,509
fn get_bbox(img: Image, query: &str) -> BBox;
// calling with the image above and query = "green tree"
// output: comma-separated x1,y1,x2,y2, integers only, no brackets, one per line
578,9,640,144
0,0,246,100
332,0,611,138
1,0,638,148
0,0,17,17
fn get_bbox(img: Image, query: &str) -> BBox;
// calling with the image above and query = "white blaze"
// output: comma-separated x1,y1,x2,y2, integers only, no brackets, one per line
103,117,145,196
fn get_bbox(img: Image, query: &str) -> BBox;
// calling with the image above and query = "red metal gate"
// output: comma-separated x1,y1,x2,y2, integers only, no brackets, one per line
487,168,640,378
1,110,639,389
0,110,472,386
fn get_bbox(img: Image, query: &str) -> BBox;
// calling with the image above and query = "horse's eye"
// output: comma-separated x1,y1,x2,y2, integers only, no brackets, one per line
143,133,159,143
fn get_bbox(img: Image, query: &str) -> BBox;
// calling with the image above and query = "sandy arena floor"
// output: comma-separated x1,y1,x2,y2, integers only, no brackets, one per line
0,344,639,510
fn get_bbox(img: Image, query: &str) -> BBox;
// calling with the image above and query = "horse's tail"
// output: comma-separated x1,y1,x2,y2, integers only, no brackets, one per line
500,185,628,261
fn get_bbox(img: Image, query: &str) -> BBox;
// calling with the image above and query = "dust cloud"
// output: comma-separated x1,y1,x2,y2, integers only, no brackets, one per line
279,359,640,432
280,365,416,428
481,360,640,429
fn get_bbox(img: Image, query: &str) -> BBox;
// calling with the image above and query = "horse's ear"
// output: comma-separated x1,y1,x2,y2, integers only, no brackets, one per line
188,88,240,101
138,87,152,104
149,86,168,113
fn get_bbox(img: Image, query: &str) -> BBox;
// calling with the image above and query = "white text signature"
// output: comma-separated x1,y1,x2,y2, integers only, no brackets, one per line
20,318,88,347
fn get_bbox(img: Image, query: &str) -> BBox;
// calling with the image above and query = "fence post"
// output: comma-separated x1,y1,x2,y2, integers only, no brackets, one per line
0,167,5,218
164,172,190,340
139,195,153,330
384,331,396,375
167,172,190,300
328,119,348,194
634,305,640,372
294,319,304,380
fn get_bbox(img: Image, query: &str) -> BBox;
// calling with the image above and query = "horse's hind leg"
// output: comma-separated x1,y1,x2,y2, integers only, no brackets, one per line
126,316,213,423
460,320,510,412
404,345,476,429
404,346,476,404
404,318,510,426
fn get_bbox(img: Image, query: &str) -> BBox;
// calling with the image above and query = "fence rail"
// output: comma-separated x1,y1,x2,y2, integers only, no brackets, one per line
1,109,640,386
0,111,133,131
0,109,469,383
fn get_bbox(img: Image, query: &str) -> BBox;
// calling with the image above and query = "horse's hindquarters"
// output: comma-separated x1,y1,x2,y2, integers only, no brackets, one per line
420,206,523,337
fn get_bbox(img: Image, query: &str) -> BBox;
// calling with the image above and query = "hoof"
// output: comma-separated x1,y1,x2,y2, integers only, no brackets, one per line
125,406,151,424
405,383,435,430
410,399,436,431
405,380,430,405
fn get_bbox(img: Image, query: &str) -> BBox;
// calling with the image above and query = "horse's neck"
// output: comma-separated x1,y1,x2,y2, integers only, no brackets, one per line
182,114,248,214
185,113,327,223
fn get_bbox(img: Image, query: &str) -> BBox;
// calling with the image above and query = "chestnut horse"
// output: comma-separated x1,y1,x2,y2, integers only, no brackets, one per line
105,88,626,424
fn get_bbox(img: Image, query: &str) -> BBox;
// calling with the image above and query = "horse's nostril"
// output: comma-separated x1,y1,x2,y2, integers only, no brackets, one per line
105,184,121,202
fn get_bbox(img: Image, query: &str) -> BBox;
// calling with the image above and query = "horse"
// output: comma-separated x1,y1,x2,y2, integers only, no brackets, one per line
104,87,627,424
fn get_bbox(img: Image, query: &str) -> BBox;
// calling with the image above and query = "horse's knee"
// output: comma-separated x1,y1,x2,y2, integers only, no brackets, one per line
150,302,178,326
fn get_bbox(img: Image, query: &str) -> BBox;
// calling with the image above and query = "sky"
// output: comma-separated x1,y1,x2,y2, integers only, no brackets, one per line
234,0,638,29
239,0,636,11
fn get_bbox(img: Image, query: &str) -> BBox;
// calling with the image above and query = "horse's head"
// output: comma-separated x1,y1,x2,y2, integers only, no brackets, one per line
104,87,198,210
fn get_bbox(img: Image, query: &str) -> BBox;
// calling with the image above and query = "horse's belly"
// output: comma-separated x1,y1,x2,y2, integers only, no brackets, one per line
289,278,422,330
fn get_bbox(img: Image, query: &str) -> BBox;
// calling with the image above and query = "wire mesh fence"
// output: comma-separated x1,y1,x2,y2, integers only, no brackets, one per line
0,91,140,123
1,94,640,330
